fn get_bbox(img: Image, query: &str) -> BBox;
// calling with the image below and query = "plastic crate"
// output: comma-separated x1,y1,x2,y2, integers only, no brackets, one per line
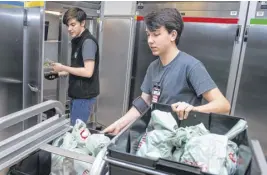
106,103,253,175
8,127,113,175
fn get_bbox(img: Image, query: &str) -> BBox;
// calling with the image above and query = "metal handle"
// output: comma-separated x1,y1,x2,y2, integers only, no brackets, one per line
244,26,249,42
0,100,65,130
104,157,169,175
235,25,241,42
28,83,39,92
40,143,95,164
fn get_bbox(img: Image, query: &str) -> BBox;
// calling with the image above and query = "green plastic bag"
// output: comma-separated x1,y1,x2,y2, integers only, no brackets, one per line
171,123,210,162
136,110,178,160
85,134,110,157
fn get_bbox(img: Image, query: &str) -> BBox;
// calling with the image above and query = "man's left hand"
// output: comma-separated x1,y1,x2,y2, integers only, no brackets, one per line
171,102,195,120
52,63,64,72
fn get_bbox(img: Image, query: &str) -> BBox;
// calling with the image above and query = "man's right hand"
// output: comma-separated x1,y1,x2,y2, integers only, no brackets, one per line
58,71,69,77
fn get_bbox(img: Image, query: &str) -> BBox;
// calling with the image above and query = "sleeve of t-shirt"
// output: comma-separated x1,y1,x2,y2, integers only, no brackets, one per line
140,66,152,95
188,62,217,97
82,39,97,61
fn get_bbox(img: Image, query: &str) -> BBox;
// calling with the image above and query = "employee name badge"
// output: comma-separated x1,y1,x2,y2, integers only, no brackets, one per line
152,85,161,103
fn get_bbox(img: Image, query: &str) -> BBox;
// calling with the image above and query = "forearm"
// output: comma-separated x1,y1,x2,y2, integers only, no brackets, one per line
118,107,141,126
117,93,151,128
194,99,231,115
61,65,92,78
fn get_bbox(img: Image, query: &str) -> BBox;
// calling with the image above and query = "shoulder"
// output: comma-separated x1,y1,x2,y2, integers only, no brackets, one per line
83,39,96,47
177,51,203,71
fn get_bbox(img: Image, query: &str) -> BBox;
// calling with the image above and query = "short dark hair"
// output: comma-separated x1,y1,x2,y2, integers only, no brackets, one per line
144,8,184,45
63,7,87,26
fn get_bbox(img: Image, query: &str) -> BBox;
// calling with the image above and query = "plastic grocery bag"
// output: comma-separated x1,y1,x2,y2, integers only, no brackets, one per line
72,119,91,147
136,110,178,160
50,132,78,175
86,134,111,157
225,140,238,175
136,130,174,160
171,123,210,162
180,134,228,174
147,110,178,132
50,119,102,175
71,148,92,175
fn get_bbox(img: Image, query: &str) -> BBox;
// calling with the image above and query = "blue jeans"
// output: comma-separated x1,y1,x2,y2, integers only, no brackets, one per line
70,98,96,126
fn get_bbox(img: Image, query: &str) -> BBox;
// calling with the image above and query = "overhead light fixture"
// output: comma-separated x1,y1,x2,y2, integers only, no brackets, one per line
45,10,61,16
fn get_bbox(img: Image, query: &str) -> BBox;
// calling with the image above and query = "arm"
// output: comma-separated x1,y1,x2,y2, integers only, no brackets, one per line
103,64,153,134
103,92,151,134
58,60,95,78
117,93,151,126
172,62,230,120
52,39,97,78
194,88,230,114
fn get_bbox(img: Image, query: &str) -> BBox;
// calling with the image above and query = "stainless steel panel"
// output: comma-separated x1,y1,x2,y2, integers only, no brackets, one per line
43,13,60,101
23,8,44,128
226,1,249,108
179,23,238,96
137,1,240,17
23,8,44,108
97,17,134,126
234,25,267,155
45,2,100,17
0,8,24,141
57,16,69,106
58,1,101,10
256,1,267,18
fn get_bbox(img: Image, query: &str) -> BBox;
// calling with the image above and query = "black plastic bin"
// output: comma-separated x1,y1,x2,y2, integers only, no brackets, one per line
8,127,113,175
106,103,257,175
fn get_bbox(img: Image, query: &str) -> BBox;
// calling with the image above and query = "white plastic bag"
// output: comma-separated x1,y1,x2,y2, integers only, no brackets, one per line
137,130,174,160
72,119,91,147
171,123,210,162
136,110,178,160
85,134,110,157
50,132,78,174
225,140,238,175
51,120,94,175
180,134,228,174
148,110,178,132
71,148,92,175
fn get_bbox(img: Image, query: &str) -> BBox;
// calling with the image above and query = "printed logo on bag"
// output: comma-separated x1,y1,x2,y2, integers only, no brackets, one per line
80,129,89,140
229,153,237,163
82,169,89,175
138,133,147,148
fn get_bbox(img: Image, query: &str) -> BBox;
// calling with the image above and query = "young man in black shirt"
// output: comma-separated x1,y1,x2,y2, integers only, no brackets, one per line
52,8,99,125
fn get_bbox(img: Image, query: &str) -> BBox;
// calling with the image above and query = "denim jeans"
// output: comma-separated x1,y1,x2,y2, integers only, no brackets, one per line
70,98,96,126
